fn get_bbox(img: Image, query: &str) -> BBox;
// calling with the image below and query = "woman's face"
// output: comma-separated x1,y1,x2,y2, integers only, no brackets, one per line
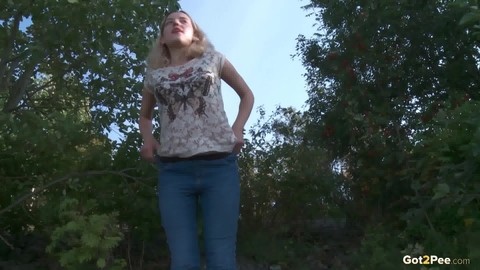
161,12,195,48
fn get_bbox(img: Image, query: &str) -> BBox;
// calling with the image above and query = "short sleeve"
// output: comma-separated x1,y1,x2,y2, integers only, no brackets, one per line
143,66,153,94
205,49,225,77
216,51,226,76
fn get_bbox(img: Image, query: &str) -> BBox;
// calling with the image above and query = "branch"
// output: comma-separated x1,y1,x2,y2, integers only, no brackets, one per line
0,11,23,92
29,78,56,96
0,53,22,95
0,169,153,216
2,62,36,113
0,233,14,250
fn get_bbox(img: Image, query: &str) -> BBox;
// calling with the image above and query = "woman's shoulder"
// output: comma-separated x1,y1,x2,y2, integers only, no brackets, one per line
203,48,224,59
201,49,226,68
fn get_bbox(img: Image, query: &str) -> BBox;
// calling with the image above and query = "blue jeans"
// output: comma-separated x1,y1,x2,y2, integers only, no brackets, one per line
156,153,240,270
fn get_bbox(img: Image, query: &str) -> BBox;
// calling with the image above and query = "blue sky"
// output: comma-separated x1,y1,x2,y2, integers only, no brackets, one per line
13,1,318,141
179,0,317,130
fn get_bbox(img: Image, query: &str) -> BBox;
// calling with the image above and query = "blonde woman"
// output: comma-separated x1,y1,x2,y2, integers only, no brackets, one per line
139,10,254,270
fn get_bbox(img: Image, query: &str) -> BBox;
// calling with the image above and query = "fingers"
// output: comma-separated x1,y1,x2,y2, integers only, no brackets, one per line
140,145,157,163
233,140,244,154
140,151,154,162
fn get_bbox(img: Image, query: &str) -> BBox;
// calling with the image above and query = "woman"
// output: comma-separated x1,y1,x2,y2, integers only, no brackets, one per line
139,10,254,270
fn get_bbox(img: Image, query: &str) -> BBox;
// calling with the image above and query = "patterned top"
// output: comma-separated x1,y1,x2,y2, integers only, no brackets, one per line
143,49,236,157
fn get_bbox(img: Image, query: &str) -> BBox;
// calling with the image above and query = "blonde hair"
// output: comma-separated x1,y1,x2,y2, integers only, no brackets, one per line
146,11,213,70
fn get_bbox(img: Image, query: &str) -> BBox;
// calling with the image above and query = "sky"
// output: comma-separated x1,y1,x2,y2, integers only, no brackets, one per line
178,0,317,130
12,1,319,142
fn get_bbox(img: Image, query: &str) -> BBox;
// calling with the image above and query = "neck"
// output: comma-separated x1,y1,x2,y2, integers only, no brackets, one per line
168,46,190,67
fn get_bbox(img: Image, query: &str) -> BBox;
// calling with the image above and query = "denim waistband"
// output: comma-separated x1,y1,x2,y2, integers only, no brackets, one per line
156,152,231,163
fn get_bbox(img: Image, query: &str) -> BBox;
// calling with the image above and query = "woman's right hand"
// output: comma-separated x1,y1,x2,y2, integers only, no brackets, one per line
140,138,160,163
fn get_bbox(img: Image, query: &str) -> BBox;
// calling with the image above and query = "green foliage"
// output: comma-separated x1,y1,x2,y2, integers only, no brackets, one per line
297,0,479,218
351,225,405,270
401,101,480,265
0,0,179,128
1,0,478,268
295,0,480,267
238,229,313,268
0,0,177,268
46,198,125,269
355,227,477,270
456,0,480,39
235,105,354,267
239,106,344,236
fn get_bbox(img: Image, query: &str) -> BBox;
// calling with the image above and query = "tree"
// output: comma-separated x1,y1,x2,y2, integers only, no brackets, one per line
297,0,479,221
458,0,480,39
296,0,479,267
0,0,180,268
237,107,346,267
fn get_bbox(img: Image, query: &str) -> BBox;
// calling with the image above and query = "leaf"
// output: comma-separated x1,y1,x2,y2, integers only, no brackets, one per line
353,114,364,121
464,218,475,228
103,236,122,249
67,0,79,3
82,232,101,247
459,11,480,26
411,180,421,191
97,258,106,269
65,220,81,231
77,252,93,263
432,183,450,200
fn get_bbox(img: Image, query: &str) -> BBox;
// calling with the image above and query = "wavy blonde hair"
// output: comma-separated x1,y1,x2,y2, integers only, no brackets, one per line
146,11,213,70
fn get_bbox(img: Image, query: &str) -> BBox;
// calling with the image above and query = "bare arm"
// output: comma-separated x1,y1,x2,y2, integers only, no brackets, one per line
139,88,157,143
221,59,255,134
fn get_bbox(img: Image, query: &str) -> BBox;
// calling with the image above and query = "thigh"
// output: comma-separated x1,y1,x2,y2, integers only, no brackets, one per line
199,154,240,269
157,161,201,269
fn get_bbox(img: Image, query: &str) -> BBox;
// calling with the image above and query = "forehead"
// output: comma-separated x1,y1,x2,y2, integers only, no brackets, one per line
165,12,191,21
